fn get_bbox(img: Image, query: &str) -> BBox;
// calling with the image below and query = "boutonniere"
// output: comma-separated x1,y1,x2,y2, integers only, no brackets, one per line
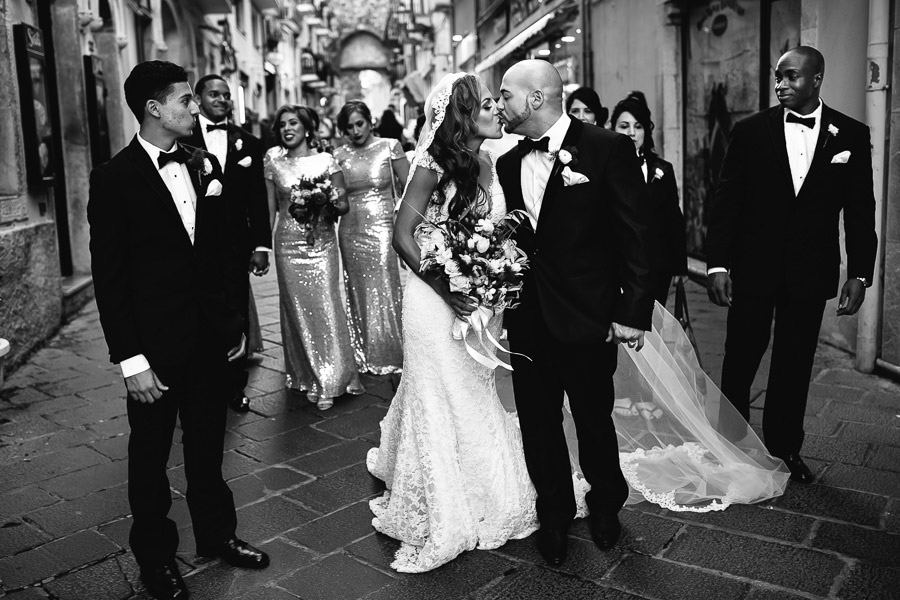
827,124,839,137
234,138,243,151
186,148,213,176
651,167,665,182
551,145,579,178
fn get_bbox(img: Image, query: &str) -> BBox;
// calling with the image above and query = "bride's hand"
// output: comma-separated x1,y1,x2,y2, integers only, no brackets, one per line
428,277,476,319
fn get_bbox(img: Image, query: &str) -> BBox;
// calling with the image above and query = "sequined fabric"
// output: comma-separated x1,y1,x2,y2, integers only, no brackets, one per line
333,138,405,374
264,147,365,402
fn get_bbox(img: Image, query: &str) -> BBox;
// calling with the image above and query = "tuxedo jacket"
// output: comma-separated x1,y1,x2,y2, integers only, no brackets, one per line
497,118,655,343
706,105,877,299
184,122,271,259
88,137,244,368
645,154,688,277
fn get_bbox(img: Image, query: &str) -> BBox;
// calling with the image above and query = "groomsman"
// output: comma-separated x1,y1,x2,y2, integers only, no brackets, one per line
706,46,877,483
88,61,269,600
184,74,272,413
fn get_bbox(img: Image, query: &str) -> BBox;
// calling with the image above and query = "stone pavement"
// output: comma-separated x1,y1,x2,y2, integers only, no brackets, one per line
0,274,898,600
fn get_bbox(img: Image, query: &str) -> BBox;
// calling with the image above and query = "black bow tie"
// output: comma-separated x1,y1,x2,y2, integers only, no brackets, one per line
517,136,550,156
206,121,228,132
157,147,191,169
786,113,816,129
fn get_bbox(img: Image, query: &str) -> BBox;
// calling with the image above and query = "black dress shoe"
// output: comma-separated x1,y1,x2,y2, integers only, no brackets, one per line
230,392,250,413
536,527,568,566
140,561,189,600
199,537,269,569
779,453,814,484
589,513,622,550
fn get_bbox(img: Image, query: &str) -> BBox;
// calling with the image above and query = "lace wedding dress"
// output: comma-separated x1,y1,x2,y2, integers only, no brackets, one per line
366,150,540,573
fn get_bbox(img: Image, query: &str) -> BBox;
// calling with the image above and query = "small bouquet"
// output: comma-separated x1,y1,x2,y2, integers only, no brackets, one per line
415,208,531,369
289,173,338,245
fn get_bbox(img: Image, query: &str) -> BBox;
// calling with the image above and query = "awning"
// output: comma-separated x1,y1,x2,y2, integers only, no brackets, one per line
475,11,556,74
400,68,430,104
193,0,231,14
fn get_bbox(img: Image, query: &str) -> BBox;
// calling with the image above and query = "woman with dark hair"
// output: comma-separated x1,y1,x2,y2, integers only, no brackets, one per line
565,86,608,126
264,105,364,410
611,91,688,306
375,108,406,141
366,73,538,573
333,100,410,374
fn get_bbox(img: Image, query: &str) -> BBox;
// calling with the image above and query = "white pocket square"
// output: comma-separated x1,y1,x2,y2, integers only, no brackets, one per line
206,179,223,197
831,150,851,164
561,166,590,186
237,156,252,168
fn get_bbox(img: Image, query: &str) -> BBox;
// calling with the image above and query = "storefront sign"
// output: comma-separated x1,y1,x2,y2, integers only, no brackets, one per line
13,23,55,185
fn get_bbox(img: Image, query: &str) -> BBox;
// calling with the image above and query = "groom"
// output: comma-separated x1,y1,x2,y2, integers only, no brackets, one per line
88,61,269,600
496,60,654,565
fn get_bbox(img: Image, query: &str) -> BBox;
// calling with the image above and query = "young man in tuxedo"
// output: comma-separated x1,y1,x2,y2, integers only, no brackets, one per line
496,60,654,565
88,61,269,600
706,46,877,484
183,74,271,413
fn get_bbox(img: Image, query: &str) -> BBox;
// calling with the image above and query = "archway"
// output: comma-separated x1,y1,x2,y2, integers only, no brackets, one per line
335,31,393,117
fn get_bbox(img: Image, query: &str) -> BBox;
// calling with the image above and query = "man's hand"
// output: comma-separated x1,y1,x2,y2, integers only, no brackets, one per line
837,278,866,316
227,333,247,362
125,368,169,404
606,322,645,351
249,251,269,276
707,271,733,307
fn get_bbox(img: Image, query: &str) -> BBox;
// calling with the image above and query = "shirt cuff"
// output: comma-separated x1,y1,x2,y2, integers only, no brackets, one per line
120,354,151,378
707,267,728,276
254,247,271,253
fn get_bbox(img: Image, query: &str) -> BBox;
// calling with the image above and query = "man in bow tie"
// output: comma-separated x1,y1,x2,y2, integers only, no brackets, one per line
88,61,269,600
706,46,877,484
495,60,653,565
184,74,272,413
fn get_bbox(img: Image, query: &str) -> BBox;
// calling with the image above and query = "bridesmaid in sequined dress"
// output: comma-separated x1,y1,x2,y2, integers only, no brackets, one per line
265,105,365,411
334,101,410,374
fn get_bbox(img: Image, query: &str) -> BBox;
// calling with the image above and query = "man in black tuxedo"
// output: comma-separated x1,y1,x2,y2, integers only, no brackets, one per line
496,60,654,565
706,47,877,484
183,74,271,413
88,61,269,600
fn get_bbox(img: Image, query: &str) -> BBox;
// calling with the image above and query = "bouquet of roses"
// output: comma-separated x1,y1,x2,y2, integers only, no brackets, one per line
289,172,338,245
415,208,530,369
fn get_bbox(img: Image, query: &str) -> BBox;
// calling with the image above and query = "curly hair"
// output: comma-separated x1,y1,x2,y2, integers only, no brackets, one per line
428,74,489,221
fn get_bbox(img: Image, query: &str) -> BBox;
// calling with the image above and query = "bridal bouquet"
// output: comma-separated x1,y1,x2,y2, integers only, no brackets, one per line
289,173,338,245
416,208,530,369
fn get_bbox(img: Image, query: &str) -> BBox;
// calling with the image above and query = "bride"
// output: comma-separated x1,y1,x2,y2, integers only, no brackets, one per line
367,72,789,574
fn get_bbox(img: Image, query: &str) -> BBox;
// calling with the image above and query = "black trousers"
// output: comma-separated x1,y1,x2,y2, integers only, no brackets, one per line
228,270,251,395
126,342,236,568
720,290,827,457
508,316,628,529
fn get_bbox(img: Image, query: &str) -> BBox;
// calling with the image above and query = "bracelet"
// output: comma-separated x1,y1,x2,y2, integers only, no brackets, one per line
855,276,871,288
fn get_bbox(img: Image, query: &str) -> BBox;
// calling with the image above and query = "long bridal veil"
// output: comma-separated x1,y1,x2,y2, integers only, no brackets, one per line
563,302,790,512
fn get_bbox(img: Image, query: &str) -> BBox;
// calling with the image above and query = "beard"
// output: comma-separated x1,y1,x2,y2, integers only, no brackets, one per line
503,103,531,134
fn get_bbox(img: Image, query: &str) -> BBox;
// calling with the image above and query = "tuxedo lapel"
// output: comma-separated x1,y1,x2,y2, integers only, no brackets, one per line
766,107,795,196
125,137,194,249
536,118,582,234
504,152,526,214
799,105,836,195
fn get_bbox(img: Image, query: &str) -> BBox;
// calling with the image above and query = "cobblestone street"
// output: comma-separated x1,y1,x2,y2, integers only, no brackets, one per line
0,275,898,599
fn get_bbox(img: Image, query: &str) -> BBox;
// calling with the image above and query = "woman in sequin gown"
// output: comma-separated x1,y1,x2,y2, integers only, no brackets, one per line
265,105,364,410
333,101,410,374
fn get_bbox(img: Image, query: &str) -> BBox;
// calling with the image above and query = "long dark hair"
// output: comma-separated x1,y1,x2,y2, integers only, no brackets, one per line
336,100,373,135
271,104,318,148
428,74,488,221
611,91,655,156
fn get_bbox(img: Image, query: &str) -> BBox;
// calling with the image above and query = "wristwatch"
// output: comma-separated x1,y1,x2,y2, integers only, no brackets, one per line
855,276,871,288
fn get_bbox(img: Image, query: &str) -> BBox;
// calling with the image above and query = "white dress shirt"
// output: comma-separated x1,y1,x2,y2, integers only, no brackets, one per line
520,114,572,229
121,134,199,378
199,114,228,173
708,100,823,276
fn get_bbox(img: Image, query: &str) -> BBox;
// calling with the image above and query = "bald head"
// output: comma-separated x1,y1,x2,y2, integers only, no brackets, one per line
782,46,825,75
498,60,564,137
775,45,825,114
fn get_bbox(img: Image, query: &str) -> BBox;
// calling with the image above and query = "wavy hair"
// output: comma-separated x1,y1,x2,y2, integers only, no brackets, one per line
271,104,318,148
611,91,655,155
428,74,488,221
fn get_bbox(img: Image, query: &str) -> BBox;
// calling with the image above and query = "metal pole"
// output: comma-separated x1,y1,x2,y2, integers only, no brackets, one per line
856,0,890,372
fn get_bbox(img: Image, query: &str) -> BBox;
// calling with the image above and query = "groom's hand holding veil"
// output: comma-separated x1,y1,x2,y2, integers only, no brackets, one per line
607,322,645,351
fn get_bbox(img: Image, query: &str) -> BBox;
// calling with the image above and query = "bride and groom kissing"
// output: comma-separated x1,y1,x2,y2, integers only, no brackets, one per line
367,59,789,573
